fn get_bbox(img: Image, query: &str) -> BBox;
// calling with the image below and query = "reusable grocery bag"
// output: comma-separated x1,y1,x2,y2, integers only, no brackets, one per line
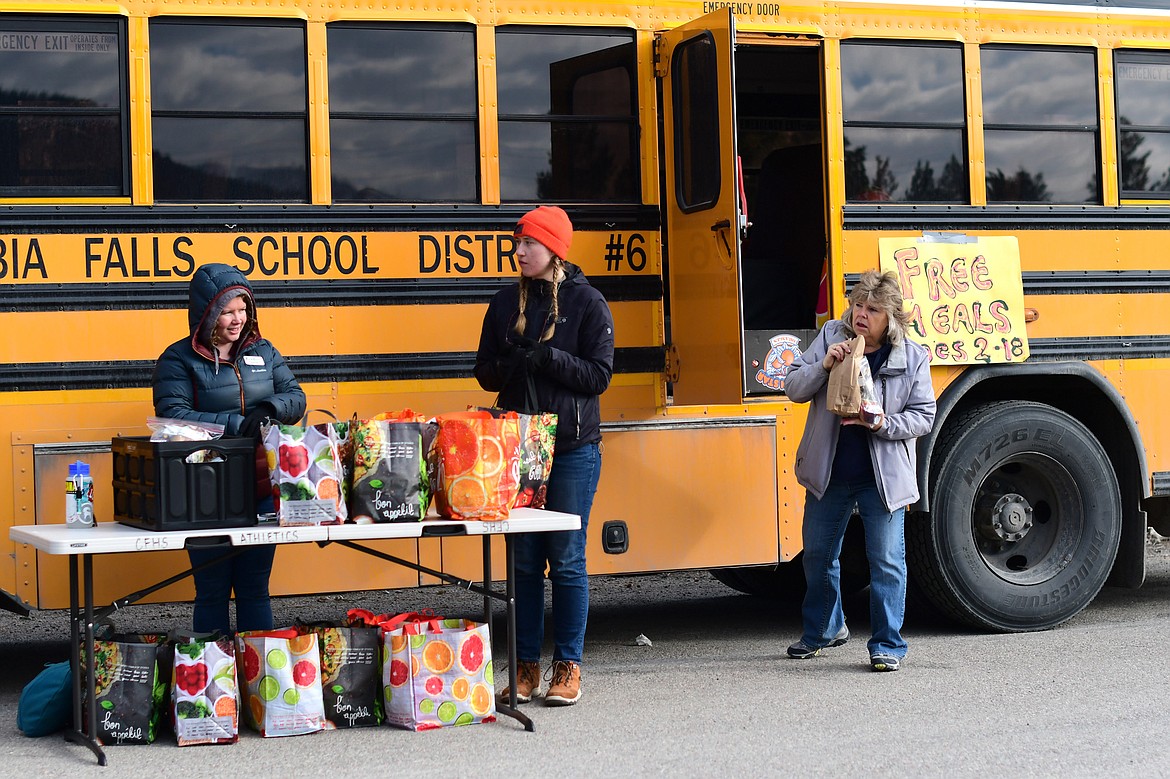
298,621,382,728
172,635,239,746
382,618,496,731
83,635,166,745
236,629,325,737
477,370,557,509
349,411,437,523
433,411,521,520
262,413,348,526
826,335,866,417
478,408,557,509
512,411,556,508
332,418,355,508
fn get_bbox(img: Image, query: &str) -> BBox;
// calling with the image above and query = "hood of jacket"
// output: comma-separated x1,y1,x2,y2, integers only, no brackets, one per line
187,263,262,360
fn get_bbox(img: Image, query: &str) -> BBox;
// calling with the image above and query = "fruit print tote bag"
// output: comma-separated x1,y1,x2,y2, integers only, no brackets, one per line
433,412,521,520
382,619,496,731
236,629,325,737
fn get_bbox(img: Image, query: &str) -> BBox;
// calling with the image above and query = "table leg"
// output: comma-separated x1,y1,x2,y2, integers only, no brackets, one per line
481,535,492,636
63,554,106,765
495,534,533,731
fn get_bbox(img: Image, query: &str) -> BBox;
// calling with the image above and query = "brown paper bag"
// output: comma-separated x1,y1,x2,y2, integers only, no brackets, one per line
826,335,866,416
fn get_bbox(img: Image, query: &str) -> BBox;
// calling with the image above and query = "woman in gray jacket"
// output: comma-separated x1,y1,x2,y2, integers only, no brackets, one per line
784,270,936,671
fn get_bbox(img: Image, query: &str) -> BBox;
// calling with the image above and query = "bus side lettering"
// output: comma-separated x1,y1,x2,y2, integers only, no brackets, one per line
234,234,378,276
0,238,48,280
84,236,195,279
418,233,518,274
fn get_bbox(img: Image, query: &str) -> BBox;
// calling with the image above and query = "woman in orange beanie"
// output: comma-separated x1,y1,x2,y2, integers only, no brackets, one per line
475,205,614,706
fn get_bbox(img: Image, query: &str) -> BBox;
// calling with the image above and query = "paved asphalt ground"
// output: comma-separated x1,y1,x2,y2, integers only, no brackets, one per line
2,538,1169,777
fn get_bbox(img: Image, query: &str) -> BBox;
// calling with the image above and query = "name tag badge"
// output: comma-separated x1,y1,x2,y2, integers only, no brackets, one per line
243,355,265,366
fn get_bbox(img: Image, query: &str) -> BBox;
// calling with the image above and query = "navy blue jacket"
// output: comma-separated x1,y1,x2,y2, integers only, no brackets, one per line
152,264,306,433
474,262,614,454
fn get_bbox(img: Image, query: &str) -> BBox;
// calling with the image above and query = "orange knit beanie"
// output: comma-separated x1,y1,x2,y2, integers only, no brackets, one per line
514,206,573,260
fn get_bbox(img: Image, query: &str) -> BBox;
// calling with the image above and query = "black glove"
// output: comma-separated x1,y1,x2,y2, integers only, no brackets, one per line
498,337,536,376
526,342,552,373
238,403,274,439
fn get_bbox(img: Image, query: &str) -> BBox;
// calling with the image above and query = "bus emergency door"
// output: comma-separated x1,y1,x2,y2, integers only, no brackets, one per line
657,9,745,405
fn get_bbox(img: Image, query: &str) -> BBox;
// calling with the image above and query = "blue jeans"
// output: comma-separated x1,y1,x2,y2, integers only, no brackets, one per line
514,442,601,665
188,495,277,634
188,543,277,634
800,479,908,658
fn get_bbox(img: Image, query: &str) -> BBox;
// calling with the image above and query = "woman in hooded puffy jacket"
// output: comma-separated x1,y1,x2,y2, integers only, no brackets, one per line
153,263,306,634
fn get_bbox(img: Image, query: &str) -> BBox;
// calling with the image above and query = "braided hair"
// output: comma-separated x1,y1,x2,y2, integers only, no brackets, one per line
513,256,564,342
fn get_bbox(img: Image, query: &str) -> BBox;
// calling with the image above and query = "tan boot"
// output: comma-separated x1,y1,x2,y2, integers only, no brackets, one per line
498,660,541,704
544,660,581,706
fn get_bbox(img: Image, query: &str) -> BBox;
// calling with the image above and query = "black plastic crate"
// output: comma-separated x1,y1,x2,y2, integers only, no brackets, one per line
112,436,257,531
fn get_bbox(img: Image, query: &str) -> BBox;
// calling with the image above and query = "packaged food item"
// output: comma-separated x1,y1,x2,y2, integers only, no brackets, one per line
147,417,225,442
857,359,885,426
826,335,866,416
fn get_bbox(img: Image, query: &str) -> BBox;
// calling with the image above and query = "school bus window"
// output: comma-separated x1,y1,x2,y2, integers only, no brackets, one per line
671,31,720,213
149,18,308,202
982,47,1098,204
328,24,478,202
0,16,126,197
496,27,638,202
841,41,966,203
1115,51,1170,196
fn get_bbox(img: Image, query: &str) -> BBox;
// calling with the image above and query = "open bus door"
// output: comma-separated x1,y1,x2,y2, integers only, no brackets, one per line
657,9,744,406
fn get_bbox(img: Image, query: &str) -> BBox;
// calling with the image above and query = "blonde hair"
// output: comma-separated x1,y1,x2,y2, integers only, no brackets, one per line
513,256,564,342
841,270,910,345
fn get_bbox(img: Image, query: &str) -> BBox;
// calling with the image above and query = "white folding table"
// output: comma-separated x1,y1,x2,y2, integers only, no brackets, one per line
10,507,580,764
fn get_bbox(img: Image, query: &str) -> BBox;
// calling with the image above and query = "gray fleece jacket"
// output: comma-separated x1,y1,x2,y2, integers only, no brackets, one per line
785,319,936,512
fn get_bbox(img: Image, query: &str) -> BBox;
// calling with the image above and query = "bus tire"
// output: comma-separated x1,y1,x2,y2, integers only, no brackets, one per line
710,563,806,600
908,401,1121,632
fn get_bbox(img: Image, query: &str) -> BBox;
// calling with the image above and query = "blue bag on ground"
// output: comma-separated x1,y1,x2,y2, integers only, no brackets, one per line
17,660,72,737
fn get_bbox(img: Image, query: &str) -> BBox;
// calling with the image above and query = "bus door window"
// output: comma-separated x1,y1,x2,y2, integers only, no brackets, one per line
736,44,825,393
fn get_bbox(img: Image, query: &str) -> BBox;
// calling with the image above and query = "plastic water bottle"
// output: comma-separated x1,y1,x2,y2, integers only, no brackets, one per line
66,460,94,527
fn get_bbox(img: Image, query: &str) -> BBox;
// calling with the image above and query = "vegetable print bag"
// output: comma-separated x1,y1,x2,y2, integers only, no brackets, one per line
83,635,166,745
296,619,383,728
349,411,437,523
172,635,239,746
478,408,556,509
262,412,348,526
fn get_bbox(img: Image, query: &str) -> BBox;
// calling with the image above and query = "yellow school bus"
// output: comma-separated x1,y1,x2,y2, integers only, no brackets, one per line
3,0,1169,632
